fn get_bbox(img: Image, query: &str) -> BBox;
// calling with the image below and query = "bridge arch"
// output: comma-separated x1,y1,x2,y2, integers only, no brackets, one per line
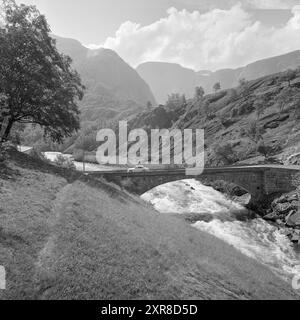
118,172,260,200
94,165,300,207
139,178,251,205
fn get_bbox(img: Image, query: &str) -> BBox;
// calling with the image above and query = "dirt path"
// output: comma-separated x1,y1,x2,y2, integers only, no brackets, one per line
35,183,74,298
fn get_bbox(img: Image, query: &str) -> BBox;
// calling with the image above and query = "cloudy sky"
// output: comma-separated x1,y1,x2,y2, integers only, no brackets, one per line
16,0,300,70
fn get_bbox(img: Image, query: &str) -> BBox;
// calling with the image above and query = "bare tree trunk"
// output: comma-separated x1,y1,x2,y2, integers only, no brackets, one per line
1,117,14,142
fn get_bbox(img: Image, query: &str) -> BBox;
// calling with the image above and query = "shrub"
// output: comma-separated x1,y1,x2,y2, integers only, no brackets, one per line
238,101,255,115
239,78,251,97
195,87,205,101
54,154,76,170
206,113,216,120
214,142,240,165
0,142,10,162
0,151,6,163
277,87,300,112
256,141,273,158
220,115,236,128
0,141,19,162
213,82,221,93
253,97,266,119
228,88,238,101
279,69,297,87
244,120,265,143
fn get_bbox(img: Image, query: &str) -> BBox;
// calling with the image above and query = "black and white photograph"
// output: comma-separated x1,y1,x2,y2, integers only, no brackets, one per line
0,0,300,305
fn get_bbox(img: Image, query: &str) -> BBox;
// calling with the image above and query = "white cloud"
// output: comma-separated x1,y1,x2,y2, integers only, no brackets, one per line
173,0,299,10
245,0,300,9
94,4,300,71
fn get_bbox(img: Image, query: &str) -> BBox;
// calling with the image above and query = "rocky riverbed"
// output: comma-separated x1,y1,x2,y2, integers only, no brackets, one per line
209,179,300,246
263,191,300,246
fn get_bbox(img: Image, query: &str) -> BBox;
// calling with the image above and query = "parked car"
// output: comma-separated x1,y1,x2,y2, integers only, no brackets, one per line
127,164,150,173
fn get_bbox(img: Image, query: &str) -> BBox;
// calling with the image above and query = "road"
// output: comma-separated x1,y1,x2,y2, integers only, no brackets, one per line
86,164,300,177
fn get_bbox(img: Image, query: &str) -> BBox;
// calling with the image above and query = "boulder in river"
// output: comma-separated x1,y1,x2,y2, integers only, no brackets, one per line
273,193,298,204
263,212,278,222
291,233,300,243
274,202,297,216
285,210,300,227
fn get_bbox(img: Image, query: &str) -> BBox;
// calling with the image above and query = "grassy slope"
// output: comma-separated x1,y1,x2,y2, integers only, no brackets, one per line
0,151,299,300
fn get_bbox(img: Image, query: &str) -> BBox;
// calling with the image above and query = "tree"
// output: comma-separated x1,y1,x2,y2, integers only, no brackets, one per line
277,86,299,112
54,154,76,170
239,78,250,97
243,120,273,159
202,100,210,117
166,93,185,108
195,86,205,101
213,82,221,93
0,0,84,143
239,78,247,87
256,140,272,159
214,142,239,165
244,120,265,143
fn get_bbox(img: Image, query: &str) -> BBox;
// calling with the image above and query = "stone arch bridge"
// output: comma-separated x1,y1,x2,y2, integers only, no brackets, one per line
89,165,300,206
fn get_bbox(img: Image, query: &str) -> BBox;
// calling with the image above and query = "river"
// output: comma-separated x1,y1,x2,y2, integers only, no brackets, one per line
142,179,300,281
44,151,300,281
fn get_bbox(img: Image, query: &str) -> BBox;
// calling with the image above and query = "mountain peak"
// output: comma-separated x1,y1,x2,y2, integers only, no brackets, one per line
52,35,156,121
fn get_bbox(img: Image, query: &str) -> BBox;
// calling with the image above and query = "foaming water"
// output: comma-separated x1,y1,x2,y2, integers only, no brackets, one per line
142,179,300,279
142,179,244,217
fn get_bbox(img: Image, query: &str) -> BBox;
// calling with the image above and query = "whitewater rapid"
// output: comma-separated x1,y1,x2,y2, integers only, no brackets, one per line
141,179,300,280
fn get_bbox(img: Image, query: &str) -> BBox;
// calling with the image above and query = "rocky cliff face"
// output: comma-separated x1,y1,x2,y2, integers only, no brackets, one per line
130,68,300,167
137,50,300,104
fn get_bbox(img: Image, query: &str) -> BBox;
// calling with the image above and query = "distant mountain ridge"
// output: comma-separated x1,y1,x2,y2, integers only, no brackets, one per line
137,50,300,104
53,35,156,123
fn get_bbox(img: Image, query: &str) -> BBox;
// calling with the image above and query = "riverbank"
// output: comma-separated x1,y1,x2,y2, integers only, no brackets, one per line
0,150,299,299
262,190,300,246
205,178,300,246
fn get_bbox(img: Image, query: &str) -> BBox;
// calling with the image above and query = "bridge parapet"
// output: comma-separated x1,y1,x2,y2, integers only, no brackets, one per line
90,165,300,205
263,167,300,195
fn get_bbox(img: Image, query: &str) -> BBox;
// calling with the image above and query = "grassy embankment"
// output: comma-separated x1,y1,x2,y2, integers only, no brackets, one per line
0,150,299,299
